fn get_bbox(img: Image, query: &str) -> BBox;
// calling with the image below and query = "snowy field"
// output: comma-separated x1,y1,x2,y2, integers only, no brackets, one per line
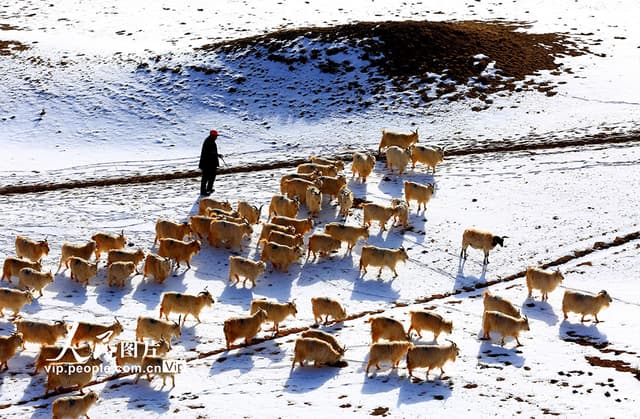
1,0,640,418
1,0,640,184
1,144,639,418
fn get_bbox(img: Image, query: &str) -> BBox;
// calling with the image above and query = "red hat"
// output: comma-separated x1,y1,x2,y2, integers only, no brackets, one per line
210,129,218,137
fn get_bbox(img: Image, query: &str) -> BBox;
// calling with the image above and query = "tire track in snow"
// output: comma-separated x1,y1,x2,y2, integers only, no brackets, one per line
2,228,639,409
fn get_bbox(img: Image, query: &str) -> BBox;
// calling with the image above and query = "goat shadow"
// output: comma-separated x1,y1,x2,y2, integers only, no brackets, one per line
191,245,243,283
453,257,487,293
284,363,342,394
397,373,454,405
361,364,404,388
253,338,287,364
175,322,204,352
246,264,299,303
375,169,404,199
521,297,560,326
398,216,428,246
188,198,201,217
217,284,254,311
21,297,44,318
94,281,129,312
558,319,608,344
131,274,186,310
47,271,89,306
297,251,354,287
347,176,370,201
376,166,437,198
352,269,401,303
476,338,526,368
123,380,172,414
362,366,453,405
2,352,42,404
209,347,256,376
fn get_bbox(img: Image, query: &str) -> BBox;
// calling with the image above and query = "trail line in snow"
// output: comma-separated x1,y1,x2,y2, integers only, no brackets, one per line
2,131,640,195
1,228,638,409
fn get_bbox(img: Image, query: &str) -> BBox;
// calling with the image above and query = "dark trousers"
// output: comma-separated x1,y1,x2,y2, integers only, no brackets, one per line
200,169,217,195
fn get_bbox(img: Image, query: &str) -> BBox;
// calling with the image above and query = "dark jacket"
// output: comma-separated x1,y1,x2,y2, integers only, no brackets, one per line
199,135,220,171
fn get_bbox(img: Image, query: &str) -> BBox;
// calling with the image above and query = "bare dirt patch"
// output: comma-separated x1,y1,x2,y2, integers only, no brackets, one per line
1,23,28,56
0,40,28,56
370,406,390,416
198,20,588,105
585,356,640,380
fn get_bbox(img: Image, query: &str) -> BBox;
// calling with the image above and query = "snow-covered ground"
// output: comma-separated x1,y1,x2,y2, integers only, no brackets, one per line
1,0,640,417
1,143,639,418
1,0,640,185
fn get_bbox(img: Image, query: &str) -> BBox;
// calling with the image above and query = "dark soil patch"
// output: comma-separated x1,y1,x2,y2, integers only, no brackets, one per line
0,40,28,56
371,406,390,416
199,20,588,104
1,23,28,55
585,356,640,380
0,24,21,31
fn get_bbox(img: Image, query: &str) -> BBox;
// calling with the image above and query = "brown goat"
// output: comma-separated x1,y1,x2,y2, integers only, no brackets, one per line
223,309,268,349
157,238,201,269
159,290,215,325
368,316,409,343
91,230,126,259
250,299,297,333
58,240,96,270
2,257,42,283
15,235,49,262
366,341,413,374
311,297,346,325
228,256,267,288
71,318,124,351
0,332,24,371
291,337,343,369
154,219,192,244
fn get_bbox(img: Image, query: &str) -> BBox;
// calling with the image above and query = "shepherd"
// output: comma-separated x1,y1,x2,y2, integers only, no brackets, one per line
199,129,224,196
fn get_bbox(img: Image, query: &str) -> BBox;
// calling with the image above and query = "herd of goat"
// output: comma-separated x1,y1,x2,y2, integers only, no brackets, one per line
0,129,613,417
